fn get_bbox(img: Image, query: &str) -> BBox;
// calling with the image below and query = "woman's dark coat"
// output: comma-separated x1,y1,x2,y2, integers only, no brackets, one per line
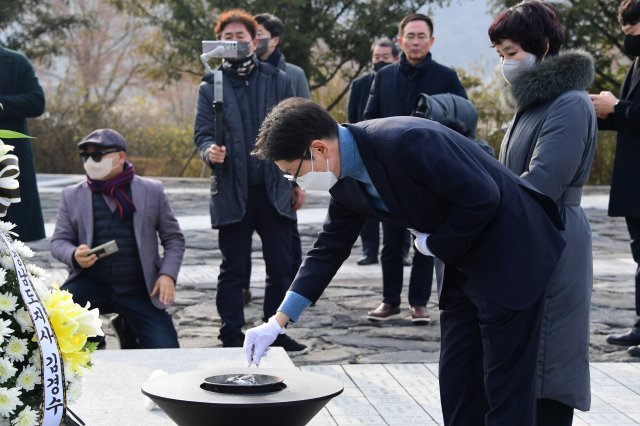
0,47,45,241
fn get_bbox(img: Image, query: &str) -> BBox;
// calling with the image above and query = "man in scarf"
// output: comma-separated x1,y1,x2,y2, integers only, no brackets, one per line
193,9,307,354
50,129,185,349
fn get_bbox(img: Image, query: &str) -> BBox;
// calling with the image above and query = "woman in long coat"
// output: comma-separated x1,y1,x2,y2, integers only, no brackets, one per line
489,2,597,424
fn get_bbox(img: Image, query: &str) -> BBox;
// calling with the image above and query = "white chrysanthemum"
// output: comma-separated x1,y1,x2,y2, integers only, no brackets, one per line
26,264,46,279
0,269,6,287
0,256,14,271
27,349,40,370
0,318,14,344
66,378,83,403
0,387,22,417
29,280,48,301
26,275,45,291
11,405,37,426
0,358,18,383
13,309,33,333
0,292,18,313
0,221,17,234
16,366,38,392
10,241,33,259
4,337,28,362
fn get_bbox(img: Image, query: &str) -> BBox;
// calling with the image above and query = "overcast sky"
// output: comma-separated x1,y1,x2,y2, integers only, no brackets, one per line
423,0,498,81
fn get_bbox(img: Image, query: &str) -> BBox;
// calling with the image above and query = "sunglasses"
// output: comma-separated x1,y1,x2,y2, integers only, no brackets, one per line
79,149,119,163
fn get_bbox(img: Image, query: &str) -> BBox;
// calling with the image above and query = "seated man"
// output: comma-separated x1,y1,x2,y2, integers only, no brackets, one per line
51,129,185,349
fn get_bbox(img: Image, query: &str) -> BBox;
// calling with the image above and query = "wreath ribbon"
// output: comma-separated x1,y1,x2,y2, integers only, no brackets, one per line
0,233,66,426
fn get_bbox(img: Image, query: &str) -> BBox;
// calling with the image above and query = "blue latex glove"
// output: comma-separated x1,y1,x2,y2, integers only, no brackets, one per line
244,316,285,366
409,228,434,257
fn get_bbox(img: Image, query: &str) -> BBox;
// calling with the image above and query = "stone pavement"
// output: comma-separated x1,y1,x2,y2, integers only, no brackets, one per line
29,175,639,365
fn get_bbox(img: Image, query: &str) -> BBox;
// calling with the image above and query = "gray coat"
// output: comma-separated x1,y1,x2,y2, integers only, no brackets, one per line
500,50,596,410
50,176,186,310
194,62,296,228
277,56,311,99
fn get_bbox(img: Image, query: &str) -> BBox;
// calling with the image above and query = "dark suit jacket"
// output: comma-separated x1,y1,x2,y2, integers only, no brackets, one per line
347,73,374,123
50,176,185,309
598,58,640,218
290,117,565,310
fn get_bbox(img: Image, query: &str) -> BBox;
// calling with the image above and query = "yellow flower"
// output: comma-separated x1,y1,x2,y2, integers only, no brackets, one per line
38,286,103,376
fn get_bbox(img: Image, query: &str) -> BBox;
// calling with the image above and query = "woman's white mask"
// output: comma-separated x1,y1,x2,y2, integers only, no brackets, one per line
501,52,537,85
296,150,338,192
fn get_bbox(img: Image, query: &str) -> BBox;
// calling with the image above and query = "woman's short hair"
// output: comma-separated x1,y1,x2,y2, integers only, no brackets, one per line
215,9,257,39
253,98,338,161
488,1,565,58
619,0,640,25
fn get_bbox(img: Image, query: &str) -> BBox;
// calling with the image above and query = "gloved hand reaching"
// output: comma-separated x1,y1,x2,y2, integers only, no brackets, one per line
244,316,286,367
409,228,434,257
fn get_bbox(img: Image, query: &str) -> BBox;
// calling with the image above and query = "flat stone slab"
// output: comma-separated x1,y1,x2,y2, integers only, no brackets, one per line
69,348,294,425
69,349,640,425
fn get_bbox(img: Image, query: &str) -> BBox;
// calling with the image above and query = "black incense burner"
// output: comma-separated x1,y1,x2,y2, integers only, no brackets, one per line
141,368,344,426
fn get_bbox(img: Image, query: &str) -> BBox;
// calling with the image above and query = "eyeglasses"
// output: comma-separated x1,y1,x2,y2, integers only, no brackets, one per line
284,151,308,183
404,34,431,41
79,149,118,163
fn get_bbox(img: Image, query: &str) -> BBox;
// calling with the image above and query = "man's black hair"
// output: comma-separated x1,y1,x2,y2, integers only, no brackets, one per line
254,13,285,45
399,13,434,37
619,0,640,25
253,98,339,161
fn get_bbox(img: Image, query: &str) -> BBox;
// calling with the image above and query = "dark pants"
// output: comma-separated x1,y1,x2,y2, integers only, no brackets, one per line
360,219,410,259
536,398,574,426
360,218,380,258
216,186,297,344
62,276,179,349
625,217,640,317
244,222,301,289
438,267,544,426
380,223,433,307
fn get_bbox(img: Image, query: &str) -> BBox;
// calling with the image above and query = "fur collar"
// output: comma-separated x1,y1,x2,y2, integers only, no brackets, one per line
502,49,594,111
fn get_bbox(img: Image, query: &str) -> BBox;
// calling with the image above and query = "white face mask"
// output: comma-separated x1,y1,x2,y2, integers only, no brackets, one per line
501,52,537,85
83,155,118,180
296,150,338,192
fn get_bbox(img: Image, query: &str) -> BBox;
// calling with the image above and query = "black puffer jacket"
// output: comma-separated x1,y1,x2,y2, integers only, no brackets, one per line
194,62,295,228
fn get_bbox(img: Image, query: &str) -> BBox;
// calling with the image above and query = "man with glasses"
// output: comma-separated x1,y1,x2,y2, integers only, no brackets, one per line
245,98,566,424
51,128,185,349
362,13,467,325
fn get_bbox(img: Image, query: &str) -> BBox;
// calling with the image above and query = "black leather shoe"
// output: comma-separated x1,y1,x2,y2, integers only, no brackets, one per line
628,345,640,357
357,255,378,265
607,327,640,346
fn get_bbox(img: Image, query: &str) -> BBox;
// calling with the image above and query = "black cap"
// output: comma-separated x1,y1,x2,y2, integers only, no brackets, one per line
78,129,127,151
